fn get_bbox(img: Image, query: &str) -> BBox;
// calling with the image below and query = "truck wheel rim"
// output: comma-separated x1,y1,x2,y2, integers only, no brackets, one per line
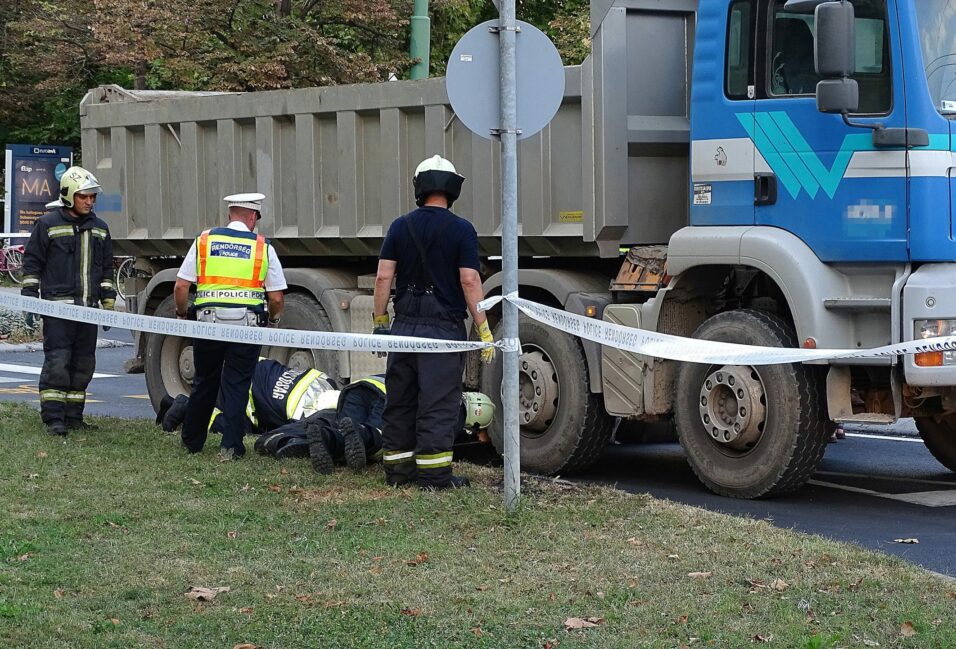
697,364,766,451
518,347,559,434
178,346,195,382
287,349,314,371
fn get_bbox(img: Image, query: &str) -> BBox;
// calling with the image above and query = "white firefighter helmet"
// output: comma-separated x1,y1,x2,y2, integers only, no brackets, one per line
59,166,102,209
413,154,465,207
462,392,495,430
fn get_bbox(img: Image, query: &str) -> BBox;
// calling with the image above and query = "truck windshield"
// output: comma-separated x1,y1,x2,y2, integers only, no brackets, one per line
917,0,956,115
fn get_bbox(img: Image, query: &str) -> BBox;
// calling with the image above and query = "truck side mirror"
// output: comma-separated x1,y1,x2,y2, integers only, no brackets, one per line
813,1,858,115
817,78,859,114
814,1,855,77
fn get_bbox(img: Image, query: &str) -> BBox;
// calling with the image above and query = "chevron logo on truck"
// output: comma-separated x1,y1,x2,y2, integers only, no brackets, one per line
736,112,875,200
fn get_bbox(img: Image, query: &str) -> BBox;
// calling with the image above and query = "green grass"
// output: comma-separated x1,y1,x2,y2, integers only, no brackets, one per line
0,400,954,648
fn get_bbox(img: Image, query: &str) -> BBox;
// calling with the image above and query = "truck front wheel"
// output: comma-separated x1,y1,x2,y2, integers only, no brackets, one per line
915,416,956,473
144,295,192,412
480,313,613,474
673,309,829,498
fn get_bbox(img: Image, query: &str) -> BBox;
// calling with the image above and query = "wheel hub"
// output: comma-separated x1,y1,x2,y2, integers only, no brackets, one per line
287,350,314,371
518,350,559,432
697,365,766,450
178,346,195,382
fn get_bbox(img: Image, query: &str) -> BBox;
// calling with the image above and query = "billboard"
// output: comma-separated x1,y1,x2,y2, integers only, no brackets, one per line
3,144,73,238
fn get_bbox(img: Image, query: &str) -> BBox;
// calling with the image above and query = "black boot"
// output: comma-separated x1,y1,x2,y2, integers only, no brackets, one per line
420,475,471,491
340,418,366,471
47,421,68,437
306,421,334,474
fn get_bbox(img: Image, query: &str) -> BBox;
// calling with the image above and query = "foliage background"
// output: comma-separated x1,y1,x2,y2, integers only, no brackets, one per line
0,0,590,186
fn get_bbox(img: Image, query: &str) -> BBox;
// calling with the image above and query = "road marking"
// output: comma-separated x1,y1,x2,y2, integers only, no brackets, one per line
809,480,956,507
0,362,117,379
0,377,24,384
815,470,956,488
845,432,922,443
125,395,151,400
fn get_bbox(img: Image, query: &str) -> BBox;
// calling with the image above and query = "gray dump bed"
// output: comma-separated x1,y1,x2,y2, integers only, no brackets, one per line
80,2,693,259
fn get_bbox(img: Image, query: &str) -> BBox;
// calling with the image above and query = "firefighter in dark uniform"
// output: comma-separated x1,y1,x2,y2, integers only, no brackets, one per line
173,193,286,460
373,155,495,490
21,166,116,436
307,374,388,473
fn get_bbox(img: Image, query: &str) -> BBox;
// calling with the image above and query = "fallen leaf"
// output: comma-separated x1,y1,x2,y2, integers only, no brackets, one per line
564,617,605,630
326,519,338,531
268,484,282,493
288,486,304,495
241,483,251,491
227,531,238,540
893,538,919,544
294,594,311,602
189,478,203,486
676,614,689,624
595,591,605,599
900,621,917,637
184,586,231,601
626,537,642,546
109,618,120,625
407,552,429,566
401,608,421,616
233,644,260,649
753,634,773,643
37,451,48,458
471,627,483,637
668,554,680,560
280,468,289,475
687,572,712,579
53,588,65,599
26,473,39,480
16,552,33,562
476,585,489,591
769,578,788,591
238,607,254,615
106,521,120,528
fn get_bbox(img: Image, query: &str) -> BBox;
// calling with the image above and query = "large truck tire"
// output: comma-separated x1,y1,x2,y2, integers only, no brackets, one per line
262,293,340,384
915,416,956,473
144,292,339,415
480,313,613,475
144,295,191,412
673,309,829,499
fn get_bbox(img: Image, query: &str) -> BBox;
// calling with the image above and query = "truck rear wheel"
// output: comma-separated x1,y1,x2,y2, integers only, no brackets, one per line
144,295,191,412
915,416,956,473
144,292,339,414
673,309,829,498
480,313,613,475
262,293,339,384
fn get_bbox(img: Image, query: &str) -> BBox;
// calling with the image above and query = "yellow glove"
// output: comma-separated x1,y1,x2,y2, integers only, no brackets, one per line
101,298,115,311
373,313,391,331
477,320,495,364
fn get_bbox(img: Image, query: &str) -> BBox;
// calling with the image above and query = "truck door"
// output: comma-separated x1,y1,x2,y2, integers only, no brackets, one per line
748,0,907,262
691,0,756,226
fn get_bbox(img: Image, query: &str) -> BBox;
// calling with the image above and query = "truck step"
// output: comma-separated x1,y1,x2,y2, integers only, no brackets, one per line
823,297,891,312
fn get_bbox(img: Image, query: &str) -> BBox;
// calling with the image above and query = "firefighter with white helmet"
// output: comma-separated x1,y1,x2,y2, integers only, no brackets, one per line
373,154,495,490
21,166,116,436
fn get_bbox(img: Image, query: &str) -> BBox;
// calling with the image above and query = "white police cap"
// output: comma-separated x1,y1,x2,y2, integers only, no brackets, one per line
223,192,266,212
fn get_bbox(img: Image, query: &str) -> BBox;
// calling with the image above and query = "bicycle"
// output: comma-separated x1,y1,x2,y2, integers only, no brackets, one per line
114,256,135,301
0,242,25,284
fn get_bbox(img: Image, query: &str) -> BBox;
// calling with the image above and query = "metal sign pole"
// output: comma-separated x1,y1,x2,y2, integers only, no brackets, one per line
499,0,520,510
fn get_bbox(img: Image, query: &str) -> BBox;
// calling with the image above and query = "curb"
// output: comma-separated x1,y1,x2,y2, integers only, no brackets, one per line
0,338,133,354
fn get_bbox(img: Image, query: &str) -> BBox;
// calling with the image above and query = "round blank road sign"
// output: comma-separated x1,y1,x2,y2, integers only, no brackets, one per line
446,20,565,141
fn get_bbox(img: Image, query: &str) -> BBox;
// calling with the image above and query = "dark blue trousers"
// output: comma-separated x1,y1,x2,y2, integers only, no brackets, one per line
181,338,260,456
38,316,98,425
382,315,466,488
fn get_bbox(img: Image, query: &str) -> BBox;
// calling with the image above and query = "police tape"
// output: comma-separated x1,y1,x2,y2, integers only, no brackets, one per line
478,294,956,366
0,293,496,355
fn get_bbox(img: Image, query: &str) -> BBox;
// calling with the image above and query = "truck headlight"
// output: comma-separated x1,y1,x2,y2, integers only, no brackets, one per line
913,319,956,366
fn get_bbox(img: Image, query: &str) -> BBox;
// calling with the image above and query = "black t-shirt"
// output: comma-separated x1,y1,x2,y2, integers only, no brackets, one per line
379,206,480,320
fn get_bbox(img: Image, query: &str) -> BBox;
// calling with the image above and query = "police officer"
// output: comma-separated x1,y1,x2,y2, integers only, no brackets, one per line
174,193,287,459
372,155,495,490
21,166,116,436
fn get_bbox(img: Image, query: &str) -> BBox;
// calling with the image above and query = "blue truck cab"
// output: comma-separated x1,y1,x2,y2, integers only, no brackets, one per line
596,0,956,497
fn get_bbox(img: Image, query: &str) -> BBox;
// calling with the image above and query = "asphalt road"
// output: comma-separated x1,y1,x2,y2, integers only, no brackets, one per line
2,337,955,577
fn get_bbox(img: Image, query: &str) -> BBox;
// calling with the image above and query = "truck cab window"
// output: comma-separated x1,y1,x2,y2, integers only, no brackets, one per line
725,0,755,99
767,0,891,114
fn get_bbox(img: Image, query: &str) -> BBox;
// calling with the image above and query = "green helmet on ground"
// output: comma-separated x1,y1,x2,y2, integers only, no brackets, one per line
462,392,495,430
60,166,102,208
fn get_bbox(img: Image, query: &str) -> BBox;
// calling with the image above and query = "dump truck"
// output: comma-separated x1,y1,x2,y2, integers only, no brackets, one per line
79,0,956,498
